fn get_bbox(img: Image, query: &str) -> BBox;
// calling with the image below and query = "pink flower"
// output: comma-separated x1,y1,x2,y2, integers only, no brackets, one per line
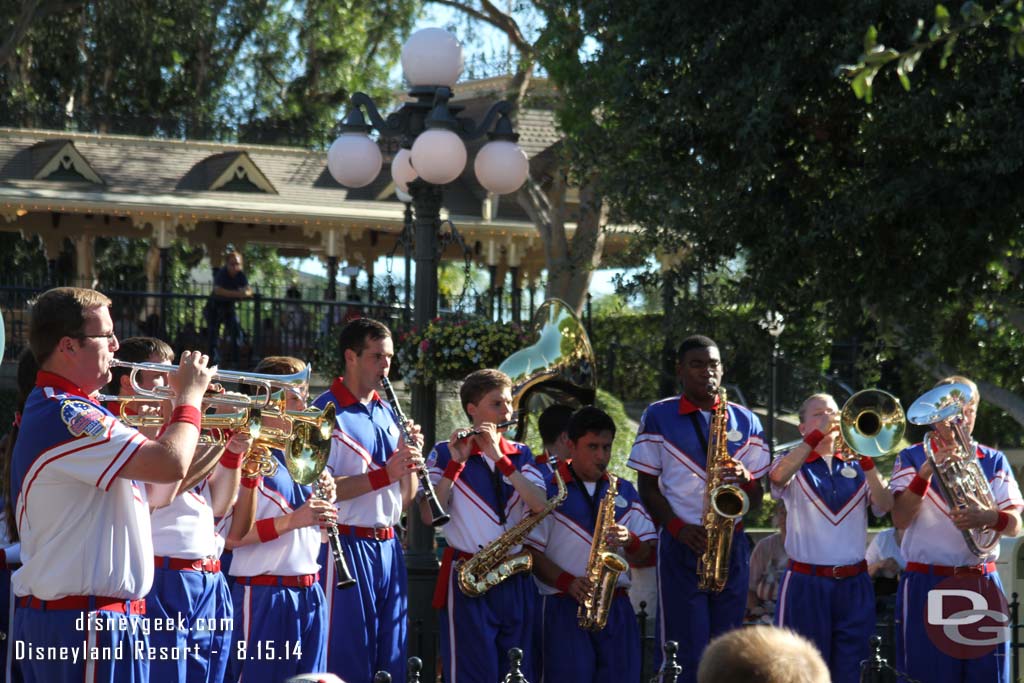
420,340,430,351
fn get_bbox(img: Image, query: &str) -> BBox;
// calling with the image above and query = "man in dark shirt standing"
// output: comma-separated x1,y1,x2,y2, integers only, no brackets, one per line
206,251,252,365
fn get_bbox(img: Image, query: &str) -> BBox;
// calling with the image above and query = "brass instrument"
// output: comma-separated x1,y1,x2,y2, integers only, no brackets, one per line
246,403,335,480
774,388,905,460
907,383,998,556
97,393,261,444
697,386,750,593
838,389,905,460
457,470,567,597
499,299,597,439
109,359,309,408
578,474,629,631
282,411,356,590
379,376,450,527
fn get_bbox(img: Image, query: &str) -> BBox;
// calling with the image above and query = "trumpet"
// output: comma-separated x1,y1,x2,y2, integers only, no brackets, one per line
97,393,262,442
109,359,309,409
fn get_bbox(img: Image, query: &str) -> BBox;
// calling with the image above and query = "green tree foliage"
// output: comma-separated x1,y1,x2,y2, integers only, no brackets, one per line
1,0,416,144
535,0,1024,441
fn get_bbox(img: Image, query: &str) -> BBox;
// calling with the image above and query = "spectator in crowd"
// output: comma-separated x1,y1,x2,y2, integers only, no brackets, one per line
206,251,253,365
865,526,905,580
747,502,789,625
697,625,831,683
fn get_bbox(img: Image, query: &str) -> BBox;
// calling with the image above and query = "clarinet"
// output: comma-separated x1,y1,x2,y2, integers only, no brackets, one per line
379,376,451,527
314,479,357,590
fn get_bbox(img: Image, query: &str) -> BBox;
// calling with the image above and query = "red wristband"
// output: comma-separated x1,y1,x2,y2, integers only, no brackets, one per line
170,405,202,430
908,474,930,497
495,456,516,477
443,460,465,482
368,468,391,490
803,429,824,451
219,448,244,470
626,532,641,555
993,510,1011,533
241,475,262,489
255,518,279,542
555,572,575,593
858,456,876,472
666,517,686,538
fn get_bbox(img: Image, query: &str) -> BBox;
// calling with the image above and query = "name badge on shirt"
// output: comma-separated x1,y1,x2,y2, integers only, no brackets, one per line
60,399,108,437
388,424,399,437
727,429,743,442
841,464,858,479
615,495,628,509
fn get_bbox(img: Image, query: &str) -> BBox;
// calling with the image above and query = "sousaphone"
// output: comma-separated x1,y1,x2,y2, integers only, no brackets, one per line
498,299,597,438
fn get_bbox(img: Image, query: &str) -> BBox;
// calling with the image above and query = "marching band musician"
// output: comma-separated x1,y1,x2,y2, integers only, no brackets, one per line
627,335,769,683
768,393,893,683
310,318,423,683
891,375,1023,683
525,406,656,683
11,287,214,683
424,368,547,683
108,336,248,683
533,404,575,477
224,356,337,682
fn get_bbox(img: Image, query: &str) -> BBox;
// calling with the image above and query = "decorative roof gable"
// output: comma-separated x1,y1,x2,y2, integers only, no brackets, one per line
179,151,277,194
32,140,103,184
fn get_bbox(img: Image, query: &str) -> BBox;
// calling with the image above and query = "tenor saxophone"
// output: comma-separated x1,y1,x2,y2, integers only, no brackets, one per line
578,474,630,631
697,386,750,593
457,470,567,597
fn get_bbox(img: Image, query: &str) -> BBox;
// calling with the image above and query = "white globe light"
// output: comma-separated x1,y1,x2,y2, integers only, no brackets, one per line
401,28,463,88
327,133,382,188
474,141,529,195
410,128,467,185
390,148,418,192
395,188,413,203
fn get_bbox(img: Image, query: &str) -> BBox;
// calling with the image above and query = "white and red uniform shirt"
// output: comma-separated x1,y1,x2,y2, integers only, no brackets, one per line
627,394,770,525
312,379,402,528
426,438,544,554
151,482,220,560
526,460,656,595
226,449,321,577
890,442,1023,566
11,371,152,600
771,453,884,565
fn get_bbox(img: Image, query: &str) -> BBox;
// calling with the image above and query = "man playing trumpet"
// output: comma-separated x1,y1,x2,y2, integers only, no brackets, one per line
525,407,656,683
892,375,1022,683
11,287,215,683
768,393,893,683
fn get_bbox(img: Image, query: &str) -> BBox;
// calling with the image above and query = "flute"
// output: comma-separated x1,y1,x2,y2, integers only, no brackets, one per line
453,419,518,442
379,376,451,527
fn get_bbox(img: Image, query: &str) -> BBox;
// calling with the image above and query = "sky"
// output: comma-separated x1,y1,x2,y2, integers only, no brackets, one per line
296,4,624,299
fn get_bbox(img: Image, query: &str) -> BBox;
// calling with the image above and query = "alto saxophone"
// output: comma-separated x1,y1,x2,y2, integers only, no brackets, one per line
578,474,630,631
457,470,567,597
697,386,750,593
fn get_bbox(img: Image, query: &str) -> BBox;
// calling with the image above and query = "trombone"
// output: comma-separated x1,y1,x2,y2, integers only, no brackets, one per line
775,389,905,459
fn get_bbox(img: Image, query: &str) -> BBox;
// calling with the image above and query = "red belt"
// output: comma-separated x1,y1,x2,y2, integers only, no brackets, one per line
788,560,867,580
234,573,319,588
155,555,221,573
906,561,997,577
18,595,146,615
432,547,475,609
336,524,395,541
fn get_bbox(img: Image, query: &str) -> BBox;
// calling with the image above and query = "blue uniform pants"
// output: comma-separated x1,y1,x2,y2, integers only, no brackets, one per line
146,566,233,683
440,569,535,683
322,535,407,683
775,568,875,683
655,526,749,683
13,604,149,683
538,592,639,683
227,580,327,682
895,569,1009,683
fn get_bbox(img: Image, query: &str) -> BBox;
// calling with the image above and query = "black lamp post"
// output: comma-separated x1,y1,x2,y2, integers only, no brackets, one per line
325,27,529,682
760,311,786,456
